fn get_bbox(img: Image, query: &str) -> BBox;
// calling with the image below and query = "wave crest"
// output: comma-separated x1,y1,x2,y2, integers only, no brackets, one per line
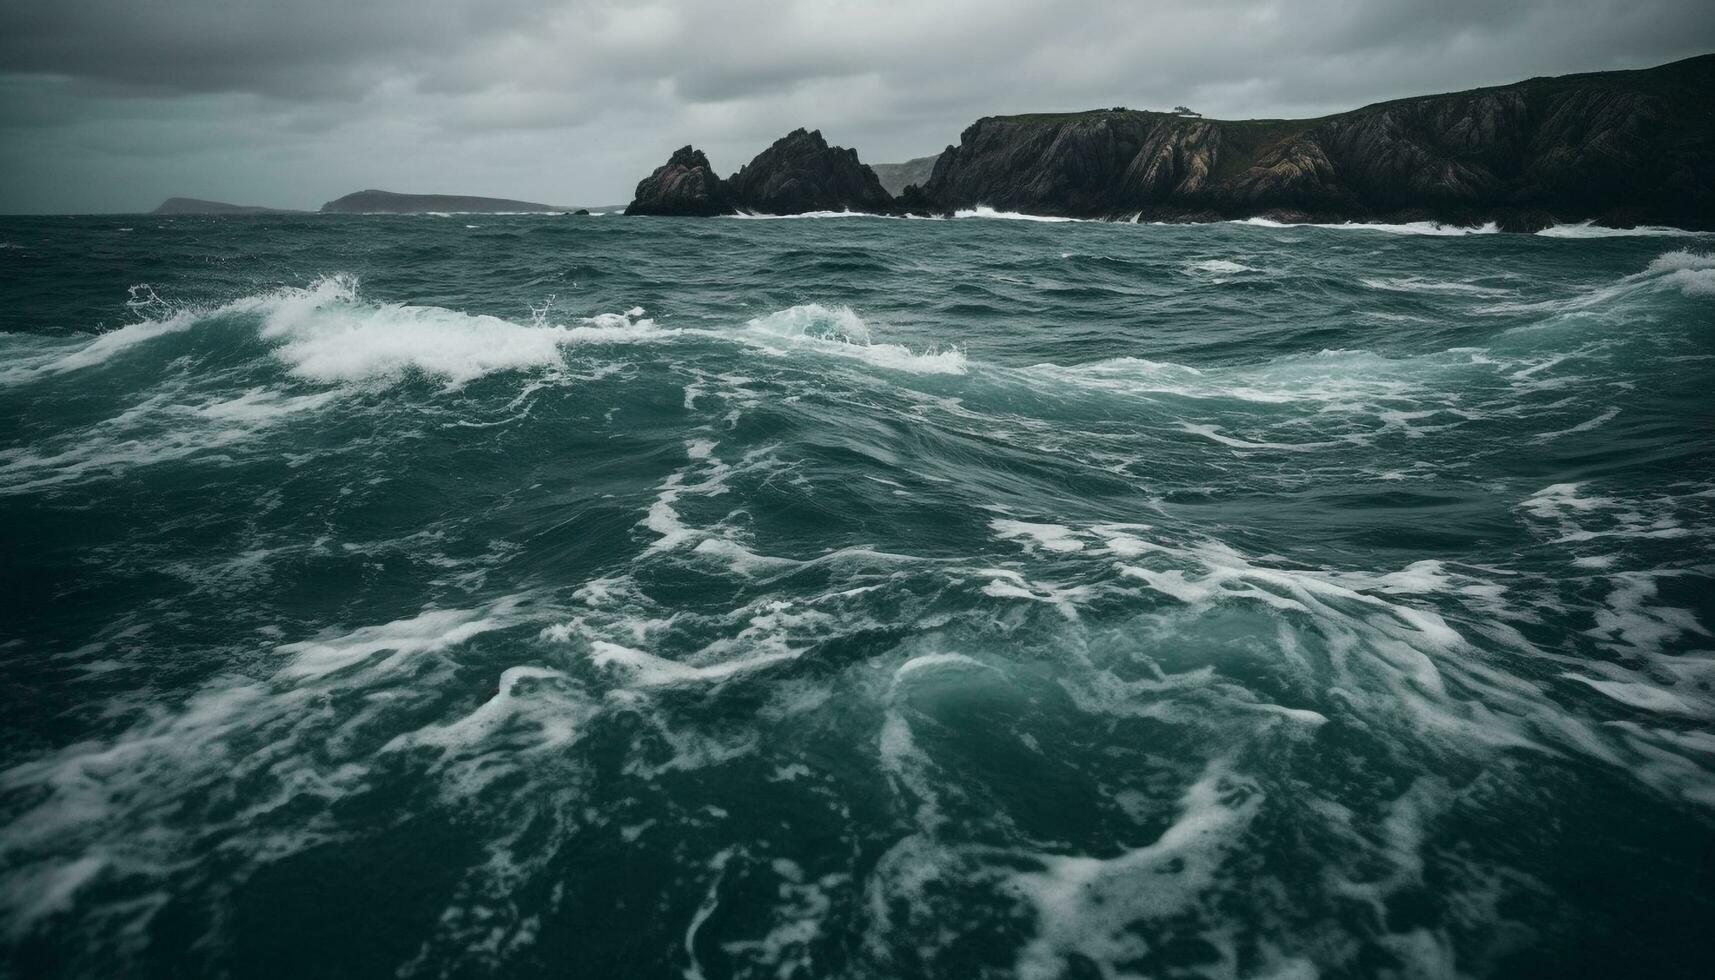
744,304,967,375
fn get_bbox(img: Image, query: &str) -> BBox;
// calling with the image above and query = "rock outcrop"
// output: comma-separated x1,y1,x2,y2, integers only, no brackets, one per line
625,131,894,216
725,129,893,214
916,54,1715,229
625,146,731,216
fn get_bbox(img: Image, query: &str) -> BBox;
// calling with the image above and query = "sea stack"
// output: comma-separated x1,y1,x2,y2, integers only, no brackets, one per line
725,129,894,215
625,131,898,216
624,146,732,216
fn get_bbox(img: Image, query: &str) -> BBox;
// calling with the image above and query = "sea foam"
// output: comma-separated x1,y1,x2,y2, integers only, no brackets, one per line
1537,221,1703,238
742,304,967,375
954,206,1086,222
1232,217,1499,235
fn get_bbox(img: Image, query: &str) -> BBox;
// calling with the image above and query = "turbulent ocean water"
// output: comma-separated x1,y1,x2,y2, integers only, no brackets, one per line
2,212,1713,979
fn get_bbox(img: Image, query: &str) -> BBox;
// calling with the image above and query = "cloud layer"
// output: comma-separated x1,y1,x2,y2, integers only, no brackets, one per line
2,0,1712,212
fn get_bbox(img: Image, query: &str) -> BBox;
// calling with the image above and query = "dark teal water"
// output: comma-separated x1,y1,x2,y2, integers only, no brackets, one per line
2,213,1713,979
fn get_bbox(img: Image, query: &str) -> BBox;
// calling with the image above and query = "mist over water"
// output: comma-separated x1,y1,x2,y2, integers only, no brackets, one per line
2,213,1712,979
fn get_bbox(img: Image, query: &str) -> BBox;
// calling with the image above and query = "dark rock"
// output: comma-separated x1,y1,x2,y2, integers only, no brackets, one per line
1594,207,1652,229
726,129,894,215
624,146,732,216
572,208,591,215
1494,209,1558,233
894,183,945,217
914,54,1715,230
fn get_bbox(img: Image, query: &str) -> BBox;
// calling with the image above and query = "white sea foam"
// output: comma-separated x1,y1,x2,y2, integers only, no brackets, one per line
1563,674,1697,714
32,316,199,377
1643,250,1715,297
954,206,1086,222
1362,276,1512,296
1537,221,1704,238
0,384,342,495
278,604,514,679
978,568,1089,620
728,210,894,219
8,281,961,399
1188,258,1259,275
257,275,570,386
742,304,967,375
1231,217,1498,235
990,519,1086,553
0,595,540,951
1016,349,1434,410
589,640,798,687
1486,250,1715,318
1176,422,1341,451
2,276,680,392
1010,761,1264,980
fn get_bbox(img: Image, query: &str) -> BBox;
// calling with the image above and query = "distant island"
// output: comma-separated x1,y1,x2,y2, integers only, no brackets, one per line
868,156,938,197
152,197,303,215
627,53,1715,230
318,189,567,213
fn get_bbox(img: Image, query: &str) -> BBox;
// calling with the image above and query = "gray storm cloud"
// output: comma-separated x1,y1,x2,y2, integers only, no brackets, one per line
1,0,1711,212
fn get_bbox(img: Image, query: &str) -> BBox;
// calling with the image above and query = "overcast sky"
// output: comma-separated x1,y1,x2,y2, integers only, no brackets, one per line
1,0,1711,213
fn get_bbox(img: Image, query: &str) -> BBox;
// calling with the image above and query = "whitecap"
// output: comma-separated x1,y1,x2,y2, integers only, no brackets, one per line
1361,276,1511,296
728,210,894,219
1232,217,1498,236
1187,259,1259,275
1563,674,1697,714
742,304,966,375
588,640,797,687
990,519,1086,553
277,605,513,679
954,206,1085,222
1176,422,1341,451
1537,221,1704,238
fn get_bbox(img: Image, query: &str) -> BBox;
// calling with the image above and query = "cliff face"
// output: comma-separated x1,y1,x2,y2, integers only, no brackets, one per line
626,131,894,216
919,54,1715,228
625,147,731,216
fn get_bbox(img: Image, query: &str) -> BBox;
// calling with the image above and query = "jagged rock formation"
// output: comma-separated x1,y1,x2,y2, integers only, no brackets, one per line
625,147,731,216
626,131,893,215
869,155,940,197
726,129,894,214
319,190,562,213
152,197,301,215
621,56,1713,228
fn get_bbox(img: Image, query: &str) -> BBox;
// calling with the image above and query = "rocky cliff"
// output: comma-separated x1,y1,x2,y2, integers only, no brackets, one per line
916,54,1715,229
626,130,892,215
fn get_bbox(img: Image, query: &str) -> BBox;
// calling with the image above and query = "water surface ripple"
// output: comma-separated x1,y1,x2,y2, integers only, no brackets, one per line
2,213,1713,979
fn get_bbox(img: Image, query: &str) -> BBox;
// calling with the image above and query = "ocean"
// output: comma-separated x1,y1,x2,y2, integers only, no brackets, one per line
1,212,1712,979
